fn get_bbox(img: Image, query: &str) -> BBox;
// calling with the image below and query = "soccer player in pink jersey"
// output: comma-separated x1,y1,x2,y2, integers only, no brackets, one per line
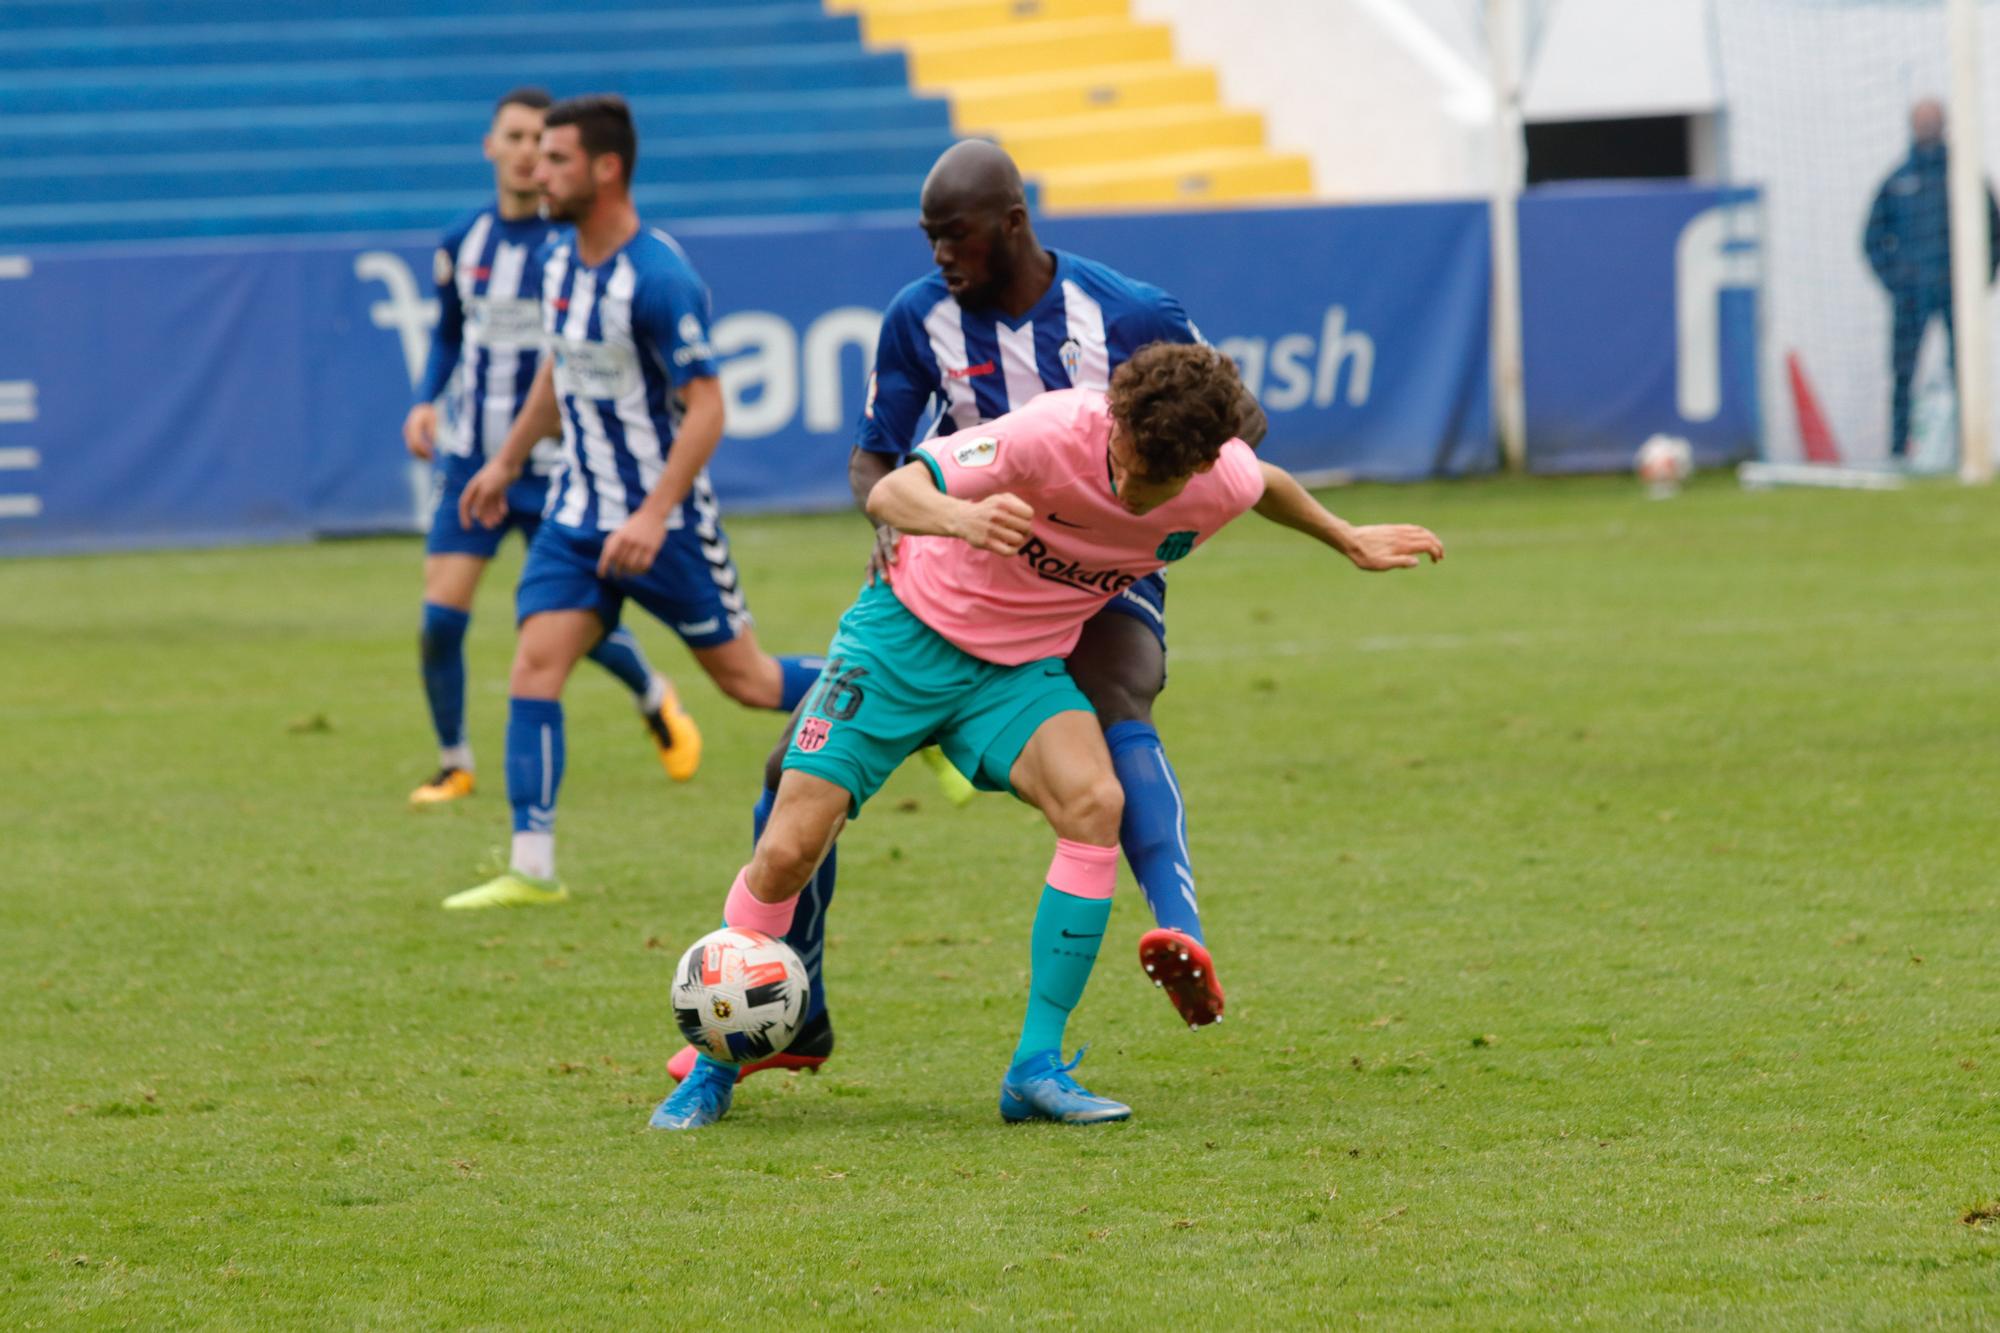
651,344,1442,1130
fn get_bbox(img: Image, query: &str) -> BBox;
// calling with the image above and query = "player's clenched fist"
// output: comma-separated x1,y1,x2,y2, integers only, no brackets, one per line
1342,523,1445,571
403,404,438,461
953,492,1035,555
458,461,515,529
598,512,665,578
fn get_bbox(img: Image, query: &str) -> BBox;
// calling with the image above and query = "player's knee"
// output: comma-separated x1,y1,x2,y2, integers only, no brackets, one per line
752,830,820,899
1086,682,1154,729
509,644,565,694
1075,662,1160,728
1058,773,1125,846
705,655,776,709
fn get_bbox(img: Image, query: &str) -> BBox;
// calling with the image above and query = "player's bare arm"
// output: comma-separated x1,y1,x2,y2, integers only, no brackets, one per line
460,359,561,528
403,403,438,461
1251,461,1444,570
847,446,903,581
865,461,1034,555
598,375,724,577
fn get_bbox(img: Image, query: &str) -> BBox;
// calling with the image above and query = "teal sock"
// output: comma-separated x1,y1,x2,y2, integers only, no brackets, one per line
1013,885,1112,1064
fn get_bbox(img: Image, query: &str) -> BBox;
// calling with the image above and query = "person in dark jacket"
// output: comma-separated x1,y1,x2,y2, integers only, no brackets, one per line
1863,97,2000,459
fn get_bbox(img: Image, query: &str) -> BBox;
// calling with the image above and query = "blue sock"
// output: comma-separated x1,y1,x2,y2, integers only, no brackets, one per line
1104,720,1204,944
585,625,653,699
419,603,471,753
776,655,826,713
1013,885,1113,1063
753,782,836,1020
505,697,565,834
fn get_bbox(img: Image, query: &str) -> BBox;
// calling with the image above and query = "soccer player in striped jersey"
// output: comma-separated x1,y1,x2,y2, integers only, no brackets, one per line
664,140,1266,1084
405,87,679,809
443,94,822,910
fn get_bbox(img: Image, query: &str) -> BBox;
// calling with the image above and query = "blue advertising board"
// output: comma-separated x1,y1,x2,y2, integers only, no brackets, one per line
0,200,1495,556
1519,182,1760,473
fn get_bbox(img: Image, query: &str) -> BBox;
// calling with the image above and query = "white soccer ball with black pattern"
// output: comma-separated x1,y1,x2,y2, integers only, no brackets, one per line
670,927,809,1063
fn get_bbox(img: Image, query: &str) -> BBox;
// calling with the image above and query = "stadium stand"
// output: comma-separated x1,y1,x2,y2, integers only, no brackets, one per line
0,0,960,246
833,0,1314,211
0,0,1308,248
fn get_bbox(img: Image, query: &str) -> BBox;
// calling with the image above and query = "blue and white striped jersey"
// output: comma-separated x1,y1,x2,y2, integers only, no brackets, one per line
857,249,1202,456
417,203,563,475
537,226,721,534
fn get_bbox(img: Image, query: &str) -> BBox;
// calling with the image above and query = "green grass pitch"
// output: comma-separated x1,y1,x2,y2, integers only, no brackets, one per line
2,475,1997,1326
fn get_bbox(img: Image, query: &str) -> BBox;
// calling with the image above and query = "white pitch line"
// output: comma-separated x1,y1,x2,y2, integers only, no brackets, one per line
0,494,43,519
0,447,37,470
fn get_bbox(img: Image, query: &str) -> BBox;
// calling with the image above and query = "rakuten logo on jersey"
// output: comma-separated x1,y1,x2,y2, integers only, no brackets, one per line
1017,537,1137,595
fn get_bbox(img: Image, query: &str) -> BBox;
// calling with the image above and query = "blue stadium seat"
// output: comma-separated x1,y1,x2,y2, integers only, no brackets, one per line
0,1,955,244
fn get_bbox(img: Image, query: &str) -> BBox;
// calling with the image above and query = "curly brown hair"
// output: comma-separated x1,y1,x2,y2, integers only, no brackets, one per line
1106,342,1245,482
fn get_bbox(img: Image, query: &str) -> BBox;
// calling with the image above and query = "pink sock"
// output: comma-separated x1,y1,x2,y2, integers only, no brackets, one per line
723,867,799,937
1045,839,1118,900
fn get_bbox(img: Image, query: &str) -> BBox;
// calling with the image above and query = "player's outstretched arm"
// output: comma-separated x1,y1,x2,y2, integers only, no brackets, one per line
460,360,561,529
1251,461,1443,571
865,462,1033,557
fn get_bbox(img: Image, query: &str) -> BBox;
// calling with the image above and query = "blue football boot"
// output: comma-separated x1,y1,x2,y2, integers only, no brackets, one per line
648,1054,736,1131
998,1048,1131,1125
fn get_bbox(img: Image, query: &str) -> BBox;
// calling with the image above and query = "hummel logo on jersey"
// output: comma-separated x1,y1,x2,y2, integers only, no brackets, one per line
945,360,996,381
1045,513,1086,528
1017,536,1136,595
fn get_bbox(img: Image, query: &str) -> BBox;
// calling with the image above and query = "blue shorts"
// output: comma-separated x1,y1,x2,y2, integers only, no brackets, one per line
425,462,551,559
515,518,746,650
1092,571,1167,648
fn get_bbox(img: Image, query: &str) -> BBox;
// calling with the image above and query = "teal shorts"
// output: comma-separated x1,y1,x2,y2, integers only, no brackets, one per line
783,581,1094,818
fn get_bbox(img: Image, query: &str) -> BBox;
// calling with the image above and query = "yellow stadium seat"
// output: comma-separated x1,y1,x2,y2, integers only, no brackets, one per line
995,106,1267,173
829,0,1316,210
1035,148,1314,211
852,0,1133,44
901,19,1175,87
947,63,1220,129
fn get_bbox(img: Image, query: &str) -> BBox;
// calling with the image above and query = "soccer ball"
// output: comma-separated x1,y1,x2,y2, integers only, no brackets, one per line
1634,434,1693,497
670,927,809,1063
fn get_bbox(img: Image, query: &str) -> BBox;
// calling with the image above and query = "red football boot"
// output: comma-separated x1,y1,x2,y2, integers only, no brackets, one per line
1138,928,1225,1028
666,1009,834,1083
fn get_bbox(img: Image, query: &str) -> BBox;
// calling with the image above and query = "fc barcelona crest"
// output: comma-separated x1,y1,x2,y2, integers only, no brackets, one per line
1058,338,1083,384
797,716,832,753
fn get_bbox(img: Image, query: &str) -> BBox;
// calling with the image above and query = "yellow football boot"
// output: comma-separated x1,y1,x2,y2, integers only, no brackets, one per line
410,766,475,807
441,871,569,911
918,745,976,808
644,686,703,783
